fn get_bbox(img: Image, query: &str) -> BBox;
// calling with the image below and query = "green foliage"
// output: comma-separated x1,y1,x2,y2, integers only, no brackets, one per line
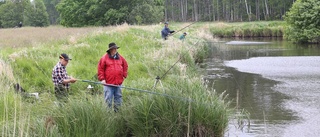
128,1,163,24
0,0,49,28
27,0,50,27
56,0,164,26
0,1,24,28
43,0,60,24
284,0,320,43
52,98,126,137
104,7,128,25
210,21,285,37
122,78,229,136
194,43,209,64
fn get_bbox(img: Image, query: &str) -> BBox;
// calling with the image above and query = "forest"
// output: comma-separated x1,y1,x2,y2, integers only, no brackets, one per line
0,0,295,27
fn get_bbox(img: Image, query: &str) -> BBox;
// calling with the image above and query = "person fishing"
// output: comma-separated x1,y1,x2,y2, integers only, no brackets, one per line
52,53,77,102
179,32,187,40
161,22,175,40
97,42,128,112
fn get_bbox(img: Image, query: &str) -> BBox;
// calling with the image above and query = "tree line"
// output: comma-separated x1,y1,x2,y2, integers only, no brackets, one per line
165,0,295,22
0,0,296,28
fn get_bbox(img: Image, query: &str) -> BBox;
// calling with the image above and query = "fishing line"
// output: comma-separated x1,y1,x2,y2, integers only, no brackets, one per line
165,21,199,39
157,39,202,82
78,79,226,109
77,79,192,102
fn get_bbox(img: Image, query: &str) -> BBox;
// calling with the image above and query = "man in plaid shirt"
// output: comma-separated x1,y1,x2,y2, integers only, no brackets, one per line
52,53,77,101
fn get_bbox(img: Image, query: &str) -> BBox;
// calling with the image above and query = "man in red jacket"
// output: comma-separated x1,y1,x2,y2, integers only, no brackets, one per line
97,42,128,112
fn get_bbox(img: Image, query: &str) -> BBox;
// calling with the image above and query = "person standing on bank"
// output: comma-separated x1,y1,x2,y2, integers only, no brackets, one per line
97,42,128,112
52,53,77,101
161,22,175,40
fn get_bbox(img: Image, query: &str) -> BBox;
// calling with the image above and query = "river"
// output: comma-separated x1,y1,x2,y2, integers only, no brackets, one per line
202,38,320,137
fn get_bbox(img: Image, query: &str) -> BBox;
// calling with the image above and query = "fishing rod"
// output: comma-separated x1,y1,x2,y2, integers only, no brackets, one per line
171,21,199,36
78,79,224,109
77,79,192,102
159,39,201,80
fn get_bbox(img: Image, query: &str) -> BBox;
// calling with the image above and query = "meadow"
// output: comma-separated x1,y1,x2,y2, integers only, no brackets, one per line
0,22,238,136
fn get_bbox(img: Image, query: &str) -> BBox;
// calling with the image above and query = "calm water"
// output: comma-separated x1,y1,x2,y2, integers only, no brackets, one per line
203,38,320,137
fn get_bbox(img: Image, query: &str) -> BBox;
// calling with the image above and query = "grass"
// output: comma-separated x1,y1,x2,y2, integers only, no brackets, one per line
210,21,285,37
0,22,231,136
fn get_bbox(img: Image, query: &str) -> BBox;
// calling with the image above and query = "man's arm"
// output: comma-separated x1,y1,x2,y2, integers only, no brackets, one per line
122,57,128,78
97,56,106,81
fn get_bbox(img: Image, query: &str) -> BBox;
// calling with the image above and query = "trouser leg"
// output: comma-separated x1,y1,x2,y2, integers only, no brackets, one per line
114,87,122,112
104,86,114,108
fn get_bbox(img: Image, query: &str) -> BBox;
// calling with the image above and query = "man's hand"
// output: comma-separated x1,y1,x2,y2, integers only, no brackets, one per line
101,80,106,84
69,77,77,83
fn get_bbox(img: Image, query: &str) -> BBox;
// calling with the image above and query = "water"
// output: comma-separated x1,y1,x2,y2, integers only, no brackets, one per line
202,38,320,137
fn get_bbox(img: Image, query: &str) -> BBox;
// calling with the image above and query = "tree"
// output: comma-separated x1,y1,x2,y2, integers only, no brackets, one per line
43,0,60,25
0,0,49,28
24,0,50,27
284,0,320,43
0,1,24,28
128,1,163,24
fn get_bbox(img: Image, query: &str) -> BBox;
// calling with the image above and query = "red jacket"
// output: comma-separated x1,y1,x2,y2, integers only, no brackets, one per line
97,53,128,85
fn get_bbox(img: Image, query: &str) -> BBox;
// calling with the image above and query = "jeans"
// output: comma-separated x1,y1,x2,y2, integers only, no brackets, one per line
104,85,122,112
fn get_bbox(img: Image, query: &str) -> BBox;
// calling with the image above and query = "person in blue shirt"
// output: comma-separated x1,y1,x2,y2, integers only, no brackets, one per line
161,22,175,40
179,32,187,40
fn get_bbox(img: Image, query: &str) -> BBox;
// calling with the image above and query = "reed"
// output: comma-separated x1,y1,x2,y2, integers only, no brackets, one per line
210,21,285,37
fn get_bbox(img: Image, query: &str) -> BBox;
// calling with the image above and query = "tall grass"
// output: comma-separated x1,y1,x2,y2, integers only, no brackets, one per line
210,21,285,37
0,23,231,136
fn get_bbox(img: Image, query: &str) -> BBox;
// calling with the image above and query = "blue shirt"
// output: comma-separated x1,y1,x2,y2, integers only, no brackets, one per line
161,26,171,39
179,34,186,40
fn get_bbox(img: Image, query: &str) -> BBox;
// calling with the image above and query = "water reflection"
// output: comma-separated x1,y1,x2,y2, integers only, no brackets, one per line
203,39,320,137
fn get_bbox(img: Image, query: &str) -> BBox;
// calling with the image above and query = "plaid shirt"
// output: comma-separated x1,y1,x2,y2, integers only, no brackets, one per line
52,62,70,89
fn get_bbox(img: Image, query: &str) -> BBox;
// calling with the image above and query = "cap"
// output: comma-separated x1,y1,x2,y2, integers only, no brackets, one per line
165,22,169,25
106,42,120,52
59,53,72,61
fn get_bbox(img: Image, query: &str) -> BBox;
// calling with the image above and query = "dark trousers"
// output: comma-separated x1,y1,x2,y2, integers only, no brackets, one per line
54,86,68,102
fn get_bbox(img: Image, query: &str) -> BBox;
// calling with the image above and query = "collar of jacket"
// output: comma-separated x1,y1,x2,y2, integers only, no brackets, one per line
108,52,120,59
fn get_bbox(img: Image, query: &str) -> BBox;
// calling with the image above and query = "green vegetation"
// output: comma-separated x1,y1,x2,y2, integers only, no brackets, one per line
210,21,285,38
284,0,320,43
0,0,49,28
1,0,296,27
0,23,230,136
56,0,163,26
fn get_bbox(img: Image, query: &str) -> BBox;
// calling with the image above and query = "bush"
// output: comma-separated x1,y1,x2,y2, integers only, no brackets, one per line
284,0,320,43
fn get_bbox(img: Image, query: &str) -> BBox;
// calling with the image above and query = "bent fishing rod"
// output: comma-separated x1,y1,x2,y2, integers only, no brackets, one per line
77,79,192,102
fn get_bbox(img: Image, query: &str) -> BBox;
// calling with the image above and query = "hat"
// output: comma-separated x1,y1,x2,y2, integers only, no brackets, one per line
106,42,120,52
183,32,187,35
59,53,72,61
164,22,169,25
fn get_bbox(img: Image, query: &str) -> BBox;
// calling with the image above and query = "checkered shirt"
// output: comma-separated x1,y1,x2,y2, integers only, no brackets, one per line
52,62,70,89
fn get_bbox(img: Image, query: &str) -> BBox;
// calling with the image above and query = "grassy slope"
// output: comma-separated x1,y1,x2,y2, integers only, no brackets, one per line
0,23,230,136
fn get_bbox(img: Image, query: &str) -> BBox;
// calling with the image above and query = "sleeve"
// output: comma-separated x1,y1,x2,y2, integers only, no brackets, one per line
97,56,106,81
122,57,128,78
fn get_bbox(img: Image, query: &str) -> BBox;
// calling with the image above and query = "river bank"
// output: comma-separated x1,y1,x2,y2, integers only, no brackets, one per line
0,23,230,136
209,21,285,38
